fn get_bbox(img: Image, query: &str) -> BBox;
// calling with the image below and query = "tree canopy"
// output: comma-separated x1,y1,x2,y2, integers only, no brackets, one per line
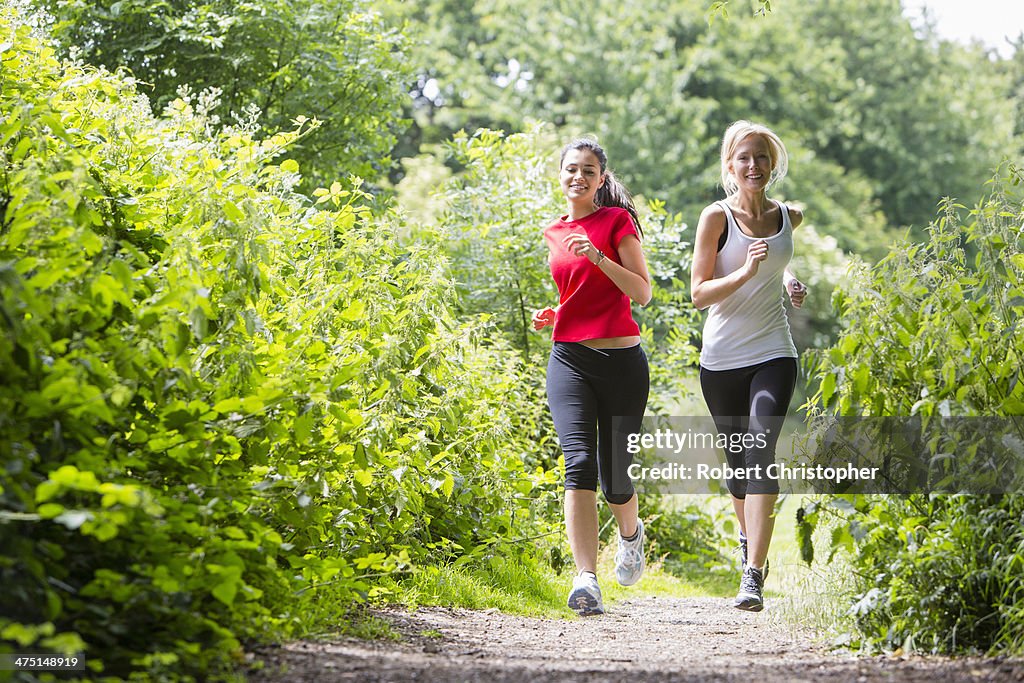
40,0,414,187
395,0,1019,252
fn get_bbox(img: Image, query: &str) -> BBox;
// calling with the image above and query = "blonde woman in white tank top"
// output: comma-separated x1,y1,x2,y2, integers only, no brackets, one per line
690,121,808,612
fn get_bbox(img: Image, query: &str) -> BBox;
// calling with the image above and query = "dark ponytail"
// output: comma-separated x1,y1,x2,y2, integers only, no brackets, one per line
560,138,643,238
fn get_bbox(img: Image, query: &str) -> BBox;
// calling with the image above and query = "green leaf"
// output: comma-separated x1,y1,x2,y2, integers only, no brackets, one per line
35,481,62,503
341,300,365,321
211,578,239,607
223,200,244,222
820,372,837,407
26,267,65,290
213,397,243,414
37,503,64,519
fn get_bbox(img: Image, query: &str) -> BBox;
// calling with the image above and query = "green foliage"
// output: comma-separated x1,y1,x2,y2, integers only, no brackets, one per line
797,164,1024,654
397,0,718,226
784,0,1015,234
808,167,1024,418
38,0,414,188
0,14,560,679
640,497,726,578
796,493,1024,653
439,125,562,358
828,495,1024,654
396,0,1017,251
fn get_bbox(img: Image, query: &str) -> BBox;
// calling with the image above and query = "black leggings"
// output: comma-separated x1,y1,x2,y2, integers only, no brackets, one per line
699,357,797,498
547,342,649,504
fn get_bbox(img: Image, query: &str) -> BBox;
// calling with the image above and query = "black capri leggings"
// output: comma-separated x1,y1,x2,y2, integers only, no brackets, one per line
547,342,649,505
699,357,798,498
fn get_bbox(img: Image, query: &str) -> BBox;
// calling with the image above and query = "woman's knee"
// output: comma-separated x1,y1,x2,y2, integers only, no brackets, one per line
727,476,747,499
602,484,635,506
745,479,780,496
564,453,599,491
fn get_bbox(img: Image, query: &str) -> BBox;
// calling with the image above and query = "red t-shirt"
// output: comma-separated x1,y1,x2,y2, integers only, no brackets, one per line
544,206,642,342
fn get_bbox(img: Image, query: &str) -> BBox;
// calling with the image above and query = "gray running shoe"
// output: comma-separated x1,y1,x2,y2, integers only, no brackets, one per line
738,534,768,581
567,572,603,616
734,565,765,612
615,518,645,586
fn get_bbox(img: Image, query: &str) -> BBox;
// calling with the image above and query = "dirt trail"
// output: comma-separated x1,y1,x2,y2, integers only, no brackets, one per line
249,596,1024,682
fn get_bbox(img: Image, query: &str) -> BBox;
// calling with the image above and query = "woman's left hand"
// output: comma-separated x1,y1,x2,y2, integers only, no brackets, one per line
563,233,603,265
787,279,807,308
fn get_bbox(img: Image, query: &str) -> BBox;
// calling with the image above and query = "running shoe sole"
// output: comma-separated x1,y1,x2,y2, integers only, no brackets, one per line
568,588,604,616
733,596,764,612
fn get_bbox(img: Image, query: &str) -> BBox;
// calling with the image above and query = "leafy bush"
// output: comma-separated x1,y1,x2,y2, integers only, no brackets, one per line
627,498,726,577
439,125,562,359
37,0,414,188
835,494,1024,653
0,15,559,680
798,163,1024,654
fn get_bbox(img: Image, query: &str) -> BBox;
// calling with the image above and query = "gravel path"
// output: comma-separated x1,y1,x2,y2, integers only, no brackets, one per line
249,597,1024,682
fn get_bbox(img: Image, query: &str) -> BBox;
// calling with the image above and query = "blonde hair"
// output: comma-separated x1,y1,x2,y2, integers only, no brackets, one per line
719,120,789,196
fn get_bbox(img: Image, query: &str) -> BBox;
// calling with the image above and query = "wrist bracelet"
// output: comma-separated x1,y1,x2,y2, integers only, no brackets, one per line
594,250,606,266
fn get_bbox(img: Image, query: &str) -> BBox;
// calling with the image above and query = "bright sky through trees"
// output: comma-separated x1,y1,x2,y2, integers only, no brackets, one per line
903,0,1024,57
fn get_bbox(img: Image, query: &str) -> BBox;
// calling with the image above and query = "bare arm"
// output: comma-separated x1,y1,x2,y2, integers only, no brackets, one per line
782,205,806,307
601,234,652,306
787,205,804,230
690,204,767,311
563,232,653,306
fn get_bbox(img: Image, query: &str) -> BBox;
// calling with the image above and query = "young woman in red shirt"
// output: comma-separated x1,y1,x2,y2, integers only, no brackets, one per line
532,138,653,616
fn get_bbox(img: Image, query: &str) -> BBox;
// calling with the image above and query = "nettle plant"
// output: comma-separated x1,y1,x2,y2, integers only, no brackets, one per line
796,163,1024,654
0,16,558,680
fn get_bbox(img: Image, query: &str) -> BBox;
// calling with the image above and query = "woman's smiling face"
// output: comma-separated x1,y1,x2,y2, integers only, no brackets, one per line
559,148,604,203
728,134,773,193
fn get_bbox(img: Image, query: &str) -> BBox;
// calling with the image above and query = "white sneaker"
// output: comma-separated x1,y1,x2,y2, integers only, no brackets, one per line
567,571,603,616
615,518,645,586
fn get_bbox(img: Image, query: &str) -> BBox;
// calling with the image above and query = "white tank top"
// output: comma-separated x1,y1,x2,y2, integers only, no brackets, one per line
699,199,798,371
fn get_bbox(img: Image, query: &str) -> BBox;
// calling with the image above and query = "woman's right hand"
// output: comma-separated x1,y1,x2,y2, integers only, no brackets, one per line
532,307,557,330
743,239,769,277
